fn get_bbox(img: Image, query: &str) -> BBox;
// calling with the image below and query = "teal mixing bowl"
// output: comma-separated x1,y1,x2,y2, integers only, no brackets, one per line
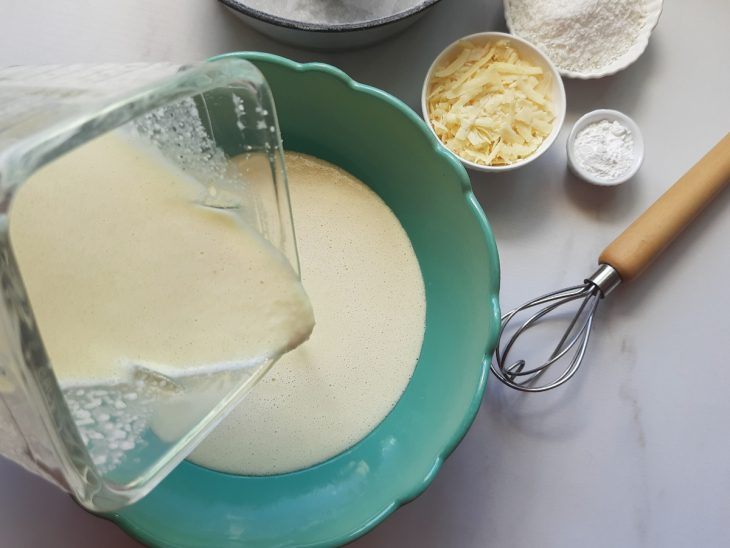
107,53,500,547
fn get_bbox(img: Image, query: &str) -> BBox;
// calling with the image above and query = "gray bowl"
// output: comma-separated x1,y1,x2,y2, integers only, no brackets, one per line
220,0,443,50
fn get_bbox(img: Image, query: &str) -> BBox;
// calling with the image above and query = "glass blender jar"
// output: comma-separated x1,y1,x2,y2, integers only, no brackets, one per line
0,59,307,512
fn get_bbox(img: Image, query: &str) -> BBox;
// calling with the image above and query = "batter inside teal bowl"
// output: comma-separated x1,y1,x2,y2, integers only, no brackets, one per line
188,150,428,475
109,53,500,548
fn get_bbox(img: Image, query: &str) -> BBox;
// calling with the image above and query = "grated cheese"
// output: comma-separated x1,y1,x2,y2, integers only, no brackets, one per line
426,39,555,166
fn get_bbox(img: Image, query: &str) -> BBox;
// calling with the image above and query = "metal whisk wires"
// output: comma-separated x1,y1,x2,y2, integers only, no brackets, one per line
490,265,622,392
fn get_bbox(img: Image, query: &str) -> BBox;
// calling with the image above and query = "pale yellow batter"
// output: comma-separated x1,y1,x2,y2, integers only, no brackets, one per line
9,132,314,385
189,153,426,475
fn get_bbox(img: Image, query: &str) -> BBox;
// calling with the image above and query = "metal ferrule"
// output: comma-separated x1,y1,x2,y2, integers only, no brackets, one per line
585,264,622,297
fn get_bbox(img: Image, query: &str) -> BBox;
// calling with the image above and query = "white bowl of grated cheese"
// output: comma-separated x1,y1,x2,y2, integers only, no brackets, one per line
504,0,664,79
421,32,566,172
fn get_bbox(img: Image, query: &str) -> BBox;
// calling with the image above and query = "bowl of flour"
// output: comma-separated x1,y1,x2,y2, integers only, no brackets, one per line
220,0,443,50
504,0,663,78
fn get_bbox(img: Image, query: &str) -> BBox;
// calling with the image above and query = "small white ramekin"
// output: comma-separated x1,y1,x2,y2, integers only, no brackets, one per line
566,109,644,186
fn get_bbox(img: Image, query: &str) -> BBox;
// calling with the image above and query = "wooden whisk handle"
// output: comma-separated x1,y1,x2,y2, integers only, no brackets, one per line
599,133,730,283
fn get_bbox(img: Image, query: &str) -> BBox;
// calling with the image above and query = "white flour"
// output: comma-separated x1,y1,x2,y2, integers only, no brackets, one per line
507,0,650,73
573,120,635,180
240,0,421,25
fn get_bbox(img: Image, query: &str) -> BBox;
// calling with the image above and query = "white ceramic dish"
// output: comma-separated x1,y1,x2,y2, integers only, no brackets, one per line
421,31,566,173
504,0,664,79
567,109,644,186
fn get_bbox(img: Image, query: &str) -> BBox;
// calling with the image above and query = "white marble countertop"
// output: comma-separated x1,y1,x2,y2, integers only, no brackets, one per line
1,1,729,546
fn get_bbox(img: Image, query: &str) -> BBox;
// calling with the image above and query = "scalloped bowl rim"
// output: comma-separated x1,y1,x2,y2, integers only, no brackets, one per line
104,53,501,547
504,0,664,79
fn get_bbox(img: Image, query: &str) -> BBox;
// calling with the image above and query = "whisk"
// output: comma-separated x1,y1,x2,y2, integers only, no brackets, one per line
491,133,730,392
